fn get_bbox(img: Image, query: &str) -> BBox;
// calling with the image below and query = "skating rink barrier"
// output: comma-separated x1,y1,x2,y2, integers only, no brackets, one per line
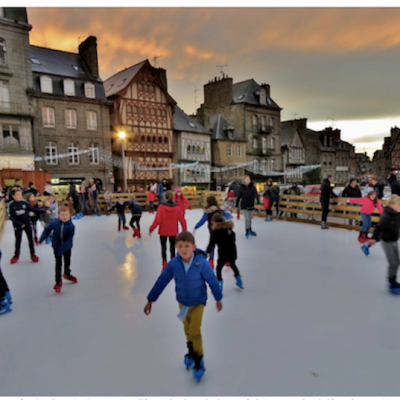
0,192,388,233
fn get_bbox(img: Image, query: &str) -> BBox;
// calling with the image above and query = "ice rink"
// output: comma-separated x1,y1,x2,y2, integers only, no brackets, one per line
1,209,400,396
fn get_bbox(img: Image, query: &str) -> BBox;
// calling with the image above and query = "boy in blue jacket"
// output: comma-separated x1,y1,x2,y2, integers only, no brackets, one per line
40,206,77,293
144,231,223,382
0,248,12,315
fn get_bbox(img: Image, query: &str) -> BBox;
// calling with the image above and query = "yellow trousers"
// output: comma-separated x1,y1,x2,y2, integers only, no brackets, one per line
179,304,205,356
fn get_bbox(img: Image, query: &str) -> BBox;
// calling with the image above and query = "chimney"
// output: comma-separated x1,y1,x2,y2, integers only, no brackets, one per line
261,83,270,97
79,36,99,78
3,7,29,23
203,76,233,108
154,67,168,91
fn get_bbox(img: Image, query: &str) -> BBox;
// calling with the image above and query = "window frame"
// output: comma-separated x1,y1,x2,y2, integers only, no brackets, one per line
42,107,55,128
40,76,53,94
45,141,58,165
237,145,241,157
0,80,10,108
68,142,80,165
63,79,75,96
0,37,7,66
65,109,77,129
88,143,100,165
86,110,97,130
227,144,232,157
84,82,95,99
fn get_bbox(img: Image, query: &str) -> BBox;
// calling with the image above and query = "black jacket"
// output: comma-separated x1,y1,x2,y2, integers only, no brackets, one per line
9,200,45,228
268,185,280,197
342,185,362,198
372,206,400,242
110,201,128,214
236,182,260,210
388,175,400,196
207,220,237,262
320,179,337,203
129,200,142,216
374,182,385,199
67,185,79,200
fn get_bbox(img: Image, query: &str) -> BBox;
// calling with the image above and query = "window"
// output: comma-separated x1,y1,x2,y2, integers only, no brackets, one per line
0,80,10,109
188,122,196,128
262,138,267,154
86,111,97,130
2,124,19,145
65,109,77,129
89,143,99,165
233,169,238,177
261,116,266,130
31,58,41,65
252,115,258,127
237,145,241,156
40,76,53,94
0,38,6,65
271,158,276,171
45,142,58,165
85,83,95,98
271,137,276,150
261,160,267,172
63,80,75,96
42,107,55,127
68,143,80,165
227,144,232,157
259,89,266,105
254,160,259,171
253,138,257,149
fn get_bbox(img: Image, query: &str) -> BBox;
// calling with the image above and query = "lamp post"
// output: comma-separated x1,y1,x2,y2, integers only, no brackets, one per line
118,131,127,192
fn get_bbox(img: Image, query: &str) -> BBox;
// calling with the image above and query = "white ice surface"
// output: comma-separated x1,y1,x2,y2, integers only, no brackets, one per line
1,210,400,396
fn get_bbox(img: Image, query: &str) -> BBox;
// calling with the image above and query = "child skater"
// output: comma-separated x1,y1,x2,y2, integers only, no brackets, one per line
223,189,235,212
147,187,157,214
149,190,187,270
347,190,383,243
361,195,400,294
144,231,222,382
129,196,142,238
174,187,192,219
0,248,12,315
207,213,243,294
24,192,40,245
193,195,232,269
39,200,52,244
109,197,130,231
8,188,49,264
104,189,114,216
262,188,271,222
40,206,77,293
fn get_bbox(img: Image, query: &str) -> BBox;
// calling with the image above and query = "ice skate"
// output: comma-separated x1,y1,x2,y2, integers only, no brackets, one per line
361,243,370,256
192,355,205,382
123,226,129,230
31,254,39,263
63,273,78,283
209,259,214,269
184,342,195,370
132,228,138,238
235,275,243,289
388,278,400,295
249,230,257,237
245,232,250,239
10,255,19,264
5,291,13,305
54,280,62,293
162,260,167,270
0,298,12,315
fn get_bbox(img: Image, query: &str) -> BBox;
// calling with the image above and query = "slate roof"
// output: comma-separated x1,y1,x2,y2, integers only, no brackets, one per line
103,60,147,97
173,106,211,135
210,114,246,142
30,45,107,100
280,125,297,147
232,79,281,109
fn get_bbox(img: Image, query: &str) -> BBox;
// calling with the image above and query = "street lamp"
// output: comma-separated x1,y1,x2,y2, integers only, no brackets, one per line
118,131,127,192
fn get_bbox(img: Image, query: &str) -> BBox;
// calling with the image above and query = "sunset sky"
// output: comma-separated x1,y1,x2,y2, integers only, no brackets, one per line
27,7,400,156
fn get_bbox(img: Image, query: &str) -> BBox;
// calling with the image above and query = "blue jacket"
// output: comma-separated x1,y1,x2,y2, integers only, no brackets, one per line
147,249,222,306
40,218,75,256
129,200,142,216
157,183,164,198
195,206,232,231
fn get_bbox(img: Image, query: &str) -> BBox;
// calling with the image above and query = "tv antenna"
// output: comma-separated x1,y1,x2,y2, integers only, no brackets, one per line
326,114,335,128
194,86,198,109
152,55,163,67
216,64,228,76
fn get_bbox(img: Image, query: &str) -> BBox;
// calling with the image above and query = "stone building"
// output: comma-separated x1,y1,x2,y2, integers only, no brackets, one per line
104,60,176,190
373,136,390,178
355,152,373,180
0,7,35,171
30,36,112,189
209,114,247,188
173,105,211,189
198,75,282,181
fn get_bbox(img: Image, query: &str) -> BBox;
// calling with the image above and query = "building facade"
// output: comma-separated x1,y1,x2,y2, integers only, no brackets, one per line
198,75,282,181
0,8,35,172
210,114,247,187
173,106,211,189
30,36,112,189
104,60,176,190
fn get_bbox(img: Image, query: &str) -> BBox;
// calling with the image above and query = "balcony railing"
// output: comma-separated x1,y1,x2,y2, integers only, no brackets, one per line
260,125,273,134
0,102,35,117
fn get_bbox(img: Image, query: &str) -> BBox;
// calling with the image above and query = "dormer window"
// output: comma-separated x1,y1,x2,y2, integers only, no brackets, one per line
259,89,267,105
85,82,95,99
40,76,53,94
63,79,75,96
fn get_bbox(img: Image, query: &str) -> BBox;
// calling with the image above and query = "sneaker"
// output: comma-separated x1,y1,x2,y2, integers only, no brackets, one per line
10,255,19,264
63,273,78,283
31,254,39,263
54,281,62,293
249,230,257,237
361,243,370,256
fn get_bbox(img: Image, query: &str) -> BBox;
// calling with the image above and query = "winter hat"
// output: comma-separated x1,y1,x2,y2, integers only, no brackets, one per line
175,187,182,193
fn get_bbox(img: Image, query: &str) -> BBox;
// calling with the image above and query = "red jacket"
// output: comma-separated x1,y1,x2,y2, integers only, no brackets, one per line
174,194,191,216
147,191,157,202
150,202,187,236
349,197,383,215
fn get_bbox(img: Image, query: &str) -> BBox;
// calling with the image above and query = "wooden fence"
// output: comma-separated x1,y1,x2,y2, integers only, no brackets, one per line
0,192,387,239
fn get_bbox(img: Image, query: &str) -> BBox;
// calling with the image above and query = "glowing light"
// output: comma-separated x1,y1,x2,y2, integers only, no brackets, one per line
118,131,126,139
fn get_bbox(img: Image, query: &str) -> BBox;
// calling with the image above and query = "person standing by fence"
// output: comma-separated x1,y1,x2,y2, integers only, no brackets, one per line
342,178,362,226
320,175,338,230
236,175,260,239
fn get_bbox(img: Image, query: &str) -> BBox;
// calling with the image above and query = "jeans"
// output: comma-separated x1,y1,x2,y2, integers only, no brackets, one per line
360,213,372,233
117,212,126,229
381,241,400,279
79,193,90,215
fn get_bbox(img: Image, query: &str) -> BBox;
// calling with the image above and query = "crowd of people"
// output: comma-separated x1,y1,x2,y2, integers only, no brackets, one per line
2,172,400,382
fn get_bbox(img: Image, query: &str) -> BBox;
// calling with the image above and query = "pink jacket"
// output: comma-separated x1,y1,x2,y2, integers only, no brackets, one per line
349,197,383,215
174,194,191,216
